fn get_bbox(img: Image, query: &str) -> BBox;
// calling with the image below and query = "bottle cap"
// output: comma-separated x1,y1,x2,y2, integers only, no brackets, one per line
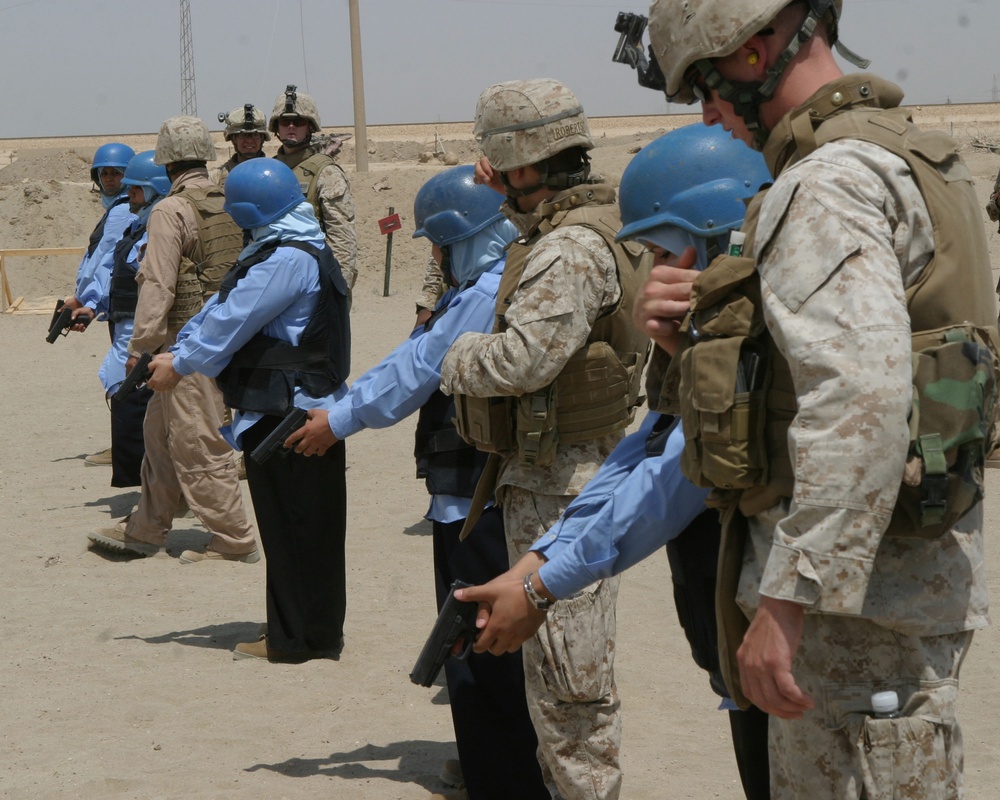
727,230,746,257
871,690,899,715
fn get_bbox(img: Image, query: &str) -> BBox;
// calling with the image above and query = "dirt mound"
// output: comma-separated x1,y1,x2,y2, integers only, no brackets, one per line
0,147,94,186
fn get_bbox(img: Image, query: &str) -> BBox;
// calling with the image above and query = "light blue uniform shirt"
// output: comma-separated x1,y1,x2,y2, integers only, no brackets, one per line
327,261,504,524
171,237,346,450
533,412,710,598
76,201,136,310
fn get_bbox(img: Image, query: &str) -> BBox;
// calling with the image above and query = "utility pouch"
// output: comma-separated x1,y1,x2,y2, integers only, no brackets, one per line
676,253,769,490
516,383,558,467
168,258,205,329
452,394,514,456
885,323,999,538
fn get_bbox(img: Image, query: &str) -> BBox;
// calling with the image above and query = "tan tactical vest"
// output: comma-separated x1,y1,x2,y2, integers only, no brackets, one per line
291,152,343,212
453,184,650,467
167,184,244,330
748,79,999,528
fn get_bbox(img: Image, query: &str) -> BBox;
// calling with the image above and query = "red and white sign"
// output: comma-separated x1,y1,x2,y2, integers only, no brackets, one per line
378,213,402,235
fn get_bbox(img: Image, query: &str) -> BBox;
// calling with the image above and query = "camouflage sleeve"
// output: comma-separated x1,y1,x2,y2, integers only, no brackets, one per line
986,165,1000,222
316,164,358,289
754,143,922,616
441,227,620,397
415,256,445,313
129,197,192,356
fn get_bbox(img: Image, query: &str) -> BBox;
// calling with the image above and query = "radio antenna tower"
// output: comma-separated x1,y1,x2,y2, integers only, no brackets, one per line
180,0,198,115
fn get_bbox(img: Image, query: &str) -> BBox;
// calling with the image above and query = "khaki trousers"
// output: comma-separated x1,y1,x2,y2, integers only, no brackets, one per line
127,371,256,554
769,614,971,800
501,485,622,800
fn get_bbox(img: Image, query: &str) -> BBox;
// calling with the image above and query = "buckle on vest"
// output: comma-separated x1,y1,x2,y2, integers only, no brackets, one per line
918,432,948,526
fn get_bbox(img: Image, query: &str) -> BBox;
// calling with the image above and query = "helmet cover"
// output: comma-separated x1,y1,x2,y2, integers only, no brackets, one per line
473,78,593,172
154,116,217,165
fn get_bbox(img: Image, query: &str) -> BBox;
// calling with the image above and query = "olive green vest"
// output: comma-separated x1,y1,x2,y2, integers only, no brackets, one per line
167,184,244,330
453,184,650,466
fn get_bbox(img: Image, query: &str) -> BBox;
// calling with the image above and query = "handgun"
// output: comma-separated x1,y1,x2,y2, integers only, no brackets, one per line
46,299,90,343
409,580,479,687
113,352,153,402
612,11,667,92
250,407,308,465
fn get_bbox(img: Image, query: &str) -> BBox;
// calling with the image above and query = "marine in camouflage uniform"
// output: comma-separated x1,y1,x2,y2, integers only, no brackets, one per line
269,86,359,290
441,79,649,800
88,117,258,562
209,104,270,187
648,1,998,798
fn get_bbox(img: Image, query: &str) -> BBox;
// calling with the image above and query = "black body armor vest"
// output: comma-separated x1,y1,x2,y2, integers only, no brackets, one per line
413,297,487,498
107,221,148,322
86,196,129,258
216,241,350,414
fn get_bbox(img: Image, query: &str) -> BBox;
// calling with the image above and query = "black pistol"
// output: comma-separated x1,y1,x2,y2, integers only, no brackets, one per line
250,407,308,465
46,299,90,343
612,11,666,92
409,580,479,687
113,352,153,402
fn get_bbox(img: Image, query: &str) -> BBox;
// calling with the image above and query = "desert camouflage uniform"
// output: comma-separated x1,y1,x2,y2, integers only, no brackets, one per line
415,255,445,315
986,166,1000,230
209,153,261,188
127,168,257,555
441,204,624,800
735,91,988,798
274,145,358,289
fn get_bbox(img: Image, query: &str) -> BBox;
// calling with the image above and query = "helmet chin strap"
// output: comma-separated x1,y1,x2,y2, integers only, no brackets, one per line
280,133,311,150
499,162,593,206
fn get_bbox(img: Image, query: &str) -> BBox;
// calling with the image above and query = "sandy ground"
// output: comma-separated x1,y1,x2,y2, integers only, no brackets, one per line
3,106,1000,799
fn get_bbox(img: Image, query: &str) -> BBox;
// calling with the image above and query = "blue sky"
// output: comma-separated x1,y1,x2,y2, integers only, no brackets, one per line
0,0,995,138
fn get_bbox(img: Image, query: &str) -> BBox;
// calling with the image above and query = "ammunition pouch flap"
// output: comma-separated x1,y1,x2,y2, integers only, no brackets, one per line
453,394,515,456
675,253,771,490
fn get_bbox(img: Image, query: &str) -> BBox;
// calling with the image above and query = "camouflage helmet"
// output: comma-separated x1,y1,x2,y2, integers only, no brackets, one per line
220,104,271,142
473,78,593,172
648,0,845,104
269,85,321,133
154,116,217,165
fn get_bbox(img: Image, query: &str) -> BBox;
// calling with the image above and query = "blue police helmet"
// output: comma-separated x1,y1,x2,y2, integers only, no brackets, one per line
617,124,771,242
224,159,304,229
412,165,504,247
91,142,136,185
121,150,172,198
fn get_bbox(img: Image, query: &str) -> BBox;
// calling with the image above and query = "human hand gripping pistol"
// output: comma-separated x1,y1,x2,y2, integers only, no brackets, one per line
409,580,478,687
250,407,308,465
611,11,666,92
113,352,153,401
46,299,90,343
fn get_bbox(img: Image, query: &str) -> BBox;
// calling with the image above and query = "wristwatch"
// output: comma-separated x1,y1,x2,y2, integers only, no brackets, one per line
523,572,554,611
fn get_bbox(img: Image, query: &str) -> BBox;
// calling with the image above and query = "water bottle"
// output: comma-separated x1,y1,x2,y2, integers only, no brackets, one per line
727,230,746,257
871,690,900,719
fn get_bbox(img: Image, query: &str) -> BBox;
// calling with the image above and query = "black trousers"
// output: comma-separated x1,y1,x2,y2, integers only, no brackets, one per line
433,508,549,800
243,416,347,654
109,386,151,488
107,320,150,488
667,508,770,800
